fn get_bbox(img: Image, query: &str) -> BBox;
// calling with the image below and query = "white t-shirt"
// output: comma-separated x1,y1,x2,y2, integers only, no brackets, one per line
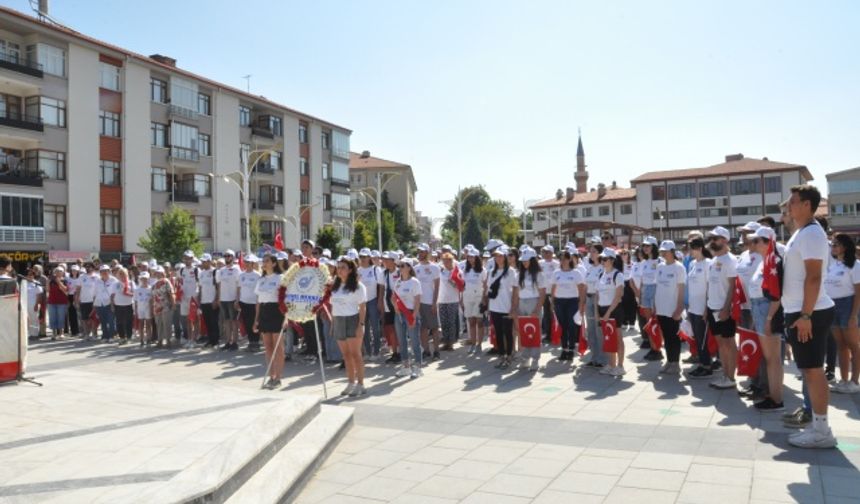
783,222,835,314
198,267,217,304
749,262,765,300
179,265,199,300
134,285,152,316
438,267,462,304
239,271,261,304
254,273,282,303
487,266,519,313
414,262,440,306
394,277,422,310
596,268,624,307
631,261,643,289
540,259,559,286
623,262,633,281
686,258,710,315
655,261,686,317
216,264,241,302
462,266,486,301
640,259,659,285
94,276,117,307
331,283,367,317
706,253,737,312
735,250,762,308
518,271,546,299
825,261,860,300
67,275,80,296
552,268,585,299
585,261,602,294
78,273,98,303
358,265,382,302
111,280,135,306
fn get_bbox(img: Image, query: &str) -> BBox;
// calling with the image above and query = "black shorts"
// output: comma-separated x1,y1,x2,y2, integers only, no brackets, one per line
383,311,395,326
79,302,94,320
785,308,835,369
258,303,284,333
707,311,736,338
597,305,622,322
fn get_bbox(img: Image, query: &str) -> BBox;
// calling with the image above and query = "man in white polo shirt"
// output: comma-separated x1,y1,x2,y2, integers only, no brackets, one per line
216,249,241,351
705,226,738,389
783,184,837,448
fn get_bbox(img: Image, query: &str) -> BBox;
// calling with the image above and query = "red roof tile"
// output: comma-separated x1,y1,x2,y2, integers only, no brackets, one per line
631,157,811,184
530,188,636,209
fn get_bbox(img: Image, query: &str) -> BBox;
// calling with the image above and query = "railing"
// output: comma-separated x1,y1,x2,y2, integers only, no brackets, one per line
254,164,276,175
0,52,43,78
168,104,199,121
253,200,275,210
0,114,44,132
0,226,45,243
169,191,199,203
0,170,43,187
251,126,275,139
169,146,200,162
332,148,350,159
330,177,350,187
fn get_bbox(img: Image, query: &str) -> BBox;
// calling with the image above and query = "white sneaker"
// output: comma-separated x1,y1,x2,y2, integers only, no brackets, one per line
349,384,366,397
611,366,627,376
395,366,411,378
599,366,614,375
711,376,737,389
788,427,837,449
412,365,423,378
843,382,860,394
529,358,539,371
660,363,680,375
340,383,356,396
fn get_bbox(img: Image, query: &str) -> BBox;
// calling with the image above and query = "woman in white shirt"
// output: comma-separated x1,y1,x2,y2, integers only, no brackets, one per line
516,247,546,371
134,272,153,347
484,246,520,369
330,257,368,397
685,237,714,379
654,241,687,375
551,249,586,363
826,233,860,394
585,245,608,367
438,253,463,352
255,254,285,390
112,267,136,345
394,259,423,379
462,249,487,354
620,250,637,330
596,249,626,376
238,255,262,353
638,238,661,360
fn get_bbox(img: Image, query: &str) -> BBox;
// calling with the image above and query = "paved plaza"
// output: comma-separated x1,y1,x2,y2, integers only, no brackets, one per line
4,332,860,503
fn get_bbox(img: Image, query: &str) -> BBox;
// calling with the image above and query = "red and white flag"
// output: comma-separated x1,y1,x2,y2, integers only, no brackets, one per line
551,315,562,346
577,323,588,356
706,324,719,355
450,266,465,292
736,326,763,376
601,319,619,353
393,291,415,327
762,240,781,299
273,231,284,251
644,316,663,351
518,316,541,348
678,322,697,357
731,277,747,323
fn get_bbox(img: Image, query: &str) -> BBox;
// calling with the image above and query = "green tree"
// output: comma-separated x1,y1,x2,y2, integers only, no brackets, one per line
352,219,374,250
442,186,491,244
316,226,342,257
249,214,263,251
138,206,203,262
463,216,483,249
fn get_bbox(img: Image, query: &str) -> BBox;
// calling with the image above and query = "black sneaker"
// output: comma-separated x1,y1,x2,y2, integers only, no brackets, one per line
338,360,346,370
558,351,569,361
686,366,713,379
486,347,499,355
826,370,836,383
432,351,441,361
422,350,431,359
644,350,663,361
386,352,401,364
754,398,785,412
639,340,651,349
228,343,239,351
711,360,722,370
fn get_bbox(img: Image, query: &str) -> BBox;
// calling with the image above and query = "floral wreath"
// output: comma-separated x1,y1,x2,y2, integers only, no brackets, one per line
280,257,331,322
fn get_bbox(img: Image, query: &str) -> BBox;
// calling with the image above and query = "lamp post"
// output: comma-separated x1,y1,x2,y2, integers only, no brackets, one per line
354,170,402,251
655,206,665,240
278,200,322,241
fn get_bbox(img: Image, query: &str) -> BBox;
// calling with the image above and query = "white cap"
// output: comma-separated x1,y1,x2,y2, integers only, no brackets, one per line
484,238,505,251
492,245,510,256
467,248,480,257
658,240,676,252
322,248,332,258
381,251,395,260
99,264,110,271
148,259,158,269
707,226,731,240
739,221,761,233
520,247,537,261
599,248,617,259
291,250,302,257
224,249,235,256
70,264,80,271
183,250,195,258
588,236,602,245
200,253,212,262
541,244,555,253
138,271,150,279
359,248,372,257
481,251,491,258
370,250,381,258
346,249,359,261
155,266,165,274
441,244,454,252
275,251,288,261
643,235,658,246
244,254,261,263
754,226,776,241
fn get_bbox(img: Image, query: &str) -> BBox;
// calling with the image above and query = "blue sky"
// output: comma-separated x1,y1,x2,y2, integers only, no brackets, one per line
16,0,860,220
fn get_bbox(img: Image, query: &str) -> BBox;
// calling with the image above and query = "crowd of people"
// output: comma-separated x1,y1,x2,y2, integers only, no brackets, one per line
4,183,858,449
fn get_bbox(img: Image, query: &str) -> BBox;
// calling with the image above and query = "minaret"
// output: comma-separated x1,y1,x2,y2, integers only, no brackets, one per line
574,129,588,193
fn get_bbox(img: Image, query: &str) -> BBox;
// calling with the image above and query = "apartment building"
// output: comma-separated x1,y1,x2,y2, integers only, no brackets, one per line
826,166,860,239
0,6,350,267
349,150,417,226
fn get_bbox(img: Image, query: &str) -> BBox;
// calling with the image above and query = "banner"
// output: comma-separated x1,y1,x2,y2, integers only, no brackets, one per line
0,283,25,383
281,259,331,323
517,316,541,348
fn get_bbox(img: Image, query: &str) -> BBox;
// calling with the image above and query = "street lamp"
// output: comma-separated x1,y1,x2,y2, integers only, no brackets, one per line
353,170,402,251
440,186,483,251
654,206,665,240
277,200,322,244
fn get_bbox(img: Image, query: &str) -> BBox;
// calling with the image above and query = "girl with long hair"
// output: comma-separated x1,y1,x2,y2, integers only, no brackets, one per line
685,237,714,379
112,266,135,345
331,257,368,397
654,241,687,375
826,233,860,394
484,246,519,369
551,250,586,362
394,259,423,379
462,249,487,354
255,254,285,389
639,238,661,361
516,247,546,370
596,249,626,376
584,243,607,367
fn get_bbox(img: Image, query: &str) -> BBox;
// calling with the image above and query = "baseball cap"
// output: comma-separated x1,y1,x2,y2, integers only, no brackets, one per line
520,247,537,261
370,250,381,258
658,240,676,252
484,238,505,251
275,251,288,261
599,248,617,259
739,221,762,233
753,226,776,241
244,254,260,263
99,264,110,271
224,249,235,257
359,248,371,257
200,253,212,262
441,244,454,252
416,243,430,252
492,245,509,256
643,235,658,246
541,244,555,253
588,236,602,245
183,250,195,258
322,248,332,258
707,226,731,240
301,239,316,248
138,271,150,279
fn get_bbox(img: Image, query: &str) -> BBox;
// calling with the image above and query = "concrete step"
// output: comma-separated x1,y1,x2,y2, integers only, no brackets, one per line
226,405,354,504
128,394,322,504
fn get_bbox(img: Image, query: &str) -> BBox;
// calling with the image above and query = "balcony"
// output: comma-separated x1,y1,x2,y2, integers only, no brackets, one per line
169,191,200,203
331,177,350,188
251,125,275,139
252,115,281,139
169,146,199,163
168,104,199,121
0,226,45,243
253,200,275,210
254,164,275,175
0,171,43,187
0,53,43,78
0,114,44,132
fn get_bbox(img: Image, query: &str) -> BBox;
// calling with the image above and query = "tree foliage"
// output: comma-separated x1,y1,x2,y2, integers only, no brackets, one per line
442,186,520,248
316,226,342,257
249,214,263,251
138,206,204,262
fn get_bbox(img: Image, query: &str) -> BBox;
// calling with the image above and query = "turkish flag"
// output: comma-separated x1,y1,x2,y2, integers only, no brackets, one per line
732,277,747,323
577,323,588,356
601,319,619,353
393,292,415,327
550,315,561,346
89,308,100,330
644,316,663,351
706,324,719,355
518,316,541,348
188,297,199,323
273,232,284,251
638,306,649,318
238,253,245,271
450,266,465,292
736,326,763,376
762,240,781,299
678,321,697,357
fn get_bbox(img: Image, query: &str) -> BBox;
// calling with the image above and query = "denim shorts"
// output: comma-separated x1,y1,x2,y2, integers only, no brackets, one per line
832,296,859,328
750,297,771,335
640,284,656,310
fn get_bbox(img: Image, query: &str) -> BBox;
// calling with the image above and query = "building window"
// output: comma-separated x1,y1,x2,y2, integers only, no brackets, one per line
731,205,763,216
567,209,578,219
764,176,782,193
620,204,633,215
194,216,211,238
699,208,728,218
332,193,350,218
150,78,167,103
44,204,66,233
598,206,610,217
667,183,696,199
25,150,65,180
269,151,282,170
151,167,167,191
301,224,310,241
0,39,21,64
299,123,308,144
332,130,350,158
99,160,120,186
170,77,198,111
331,161,349,183
28,43,65,76
259,185,282,205
100,209,121,235
582,207,593,218
197,93,210,115
668,209,697,219
829,179,860,195
25,96,65,127
198,133,210,156
151,122,168,147
239,106,251,127
323,193,331,210
192,174,211,196
652,185,666,201
321,132,330,149
99,110,120,137
765,204,781,214
300,190,310,205
0,195,43,228
300,157,308,176
731,178,761,195
269,116,283,136
99,62,121,91
699,181,726,197
322,162,329,180
171,121,199,155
